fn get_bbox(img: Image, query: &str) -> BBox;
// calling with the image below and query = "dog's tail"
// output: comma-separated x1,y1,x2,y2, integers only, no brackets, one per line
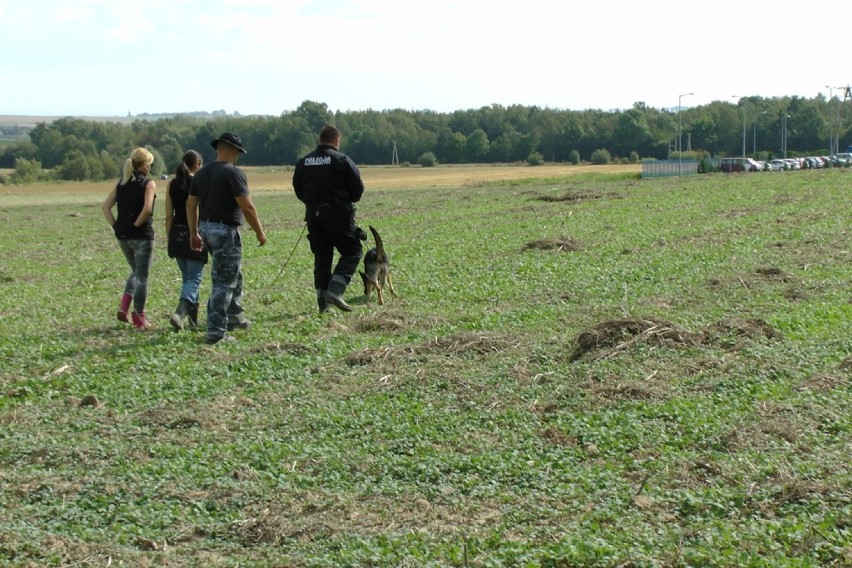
369,225,387,263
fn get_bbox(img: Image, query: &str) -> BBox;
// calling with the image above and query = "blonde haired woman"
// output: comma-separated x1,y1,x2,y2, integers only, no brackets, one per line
102,147,157,330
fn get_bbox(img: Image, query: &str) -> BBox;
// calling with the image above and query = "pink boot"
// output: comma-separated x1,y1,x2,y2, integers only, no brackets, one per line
117,293,132,323
131,311,150,330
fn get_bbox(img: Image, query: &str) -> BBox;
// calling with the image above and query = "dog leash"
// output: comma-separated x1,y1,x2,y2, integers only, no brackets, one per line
268,223,307,290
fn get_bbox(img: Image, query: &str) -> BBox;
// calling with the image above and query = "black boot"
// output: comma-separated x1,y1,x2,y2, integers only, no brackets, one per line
187,302,199,331
316,289,328,313
326,276,353,312
170,299,191,331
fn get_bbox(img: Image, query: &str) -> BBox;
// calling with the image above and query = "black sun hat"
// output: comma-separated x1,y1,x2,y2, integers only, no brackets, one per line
211,132,247,154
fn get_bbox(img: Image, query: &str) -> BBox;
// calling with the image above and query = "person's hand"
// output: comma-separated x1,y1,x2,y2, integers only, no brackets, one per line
190,233,203,251
256,230,267,247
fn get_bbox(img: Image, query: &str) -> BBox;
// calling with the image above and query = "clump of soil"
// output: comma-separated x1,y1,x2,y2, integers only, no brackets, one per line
522,237,582,252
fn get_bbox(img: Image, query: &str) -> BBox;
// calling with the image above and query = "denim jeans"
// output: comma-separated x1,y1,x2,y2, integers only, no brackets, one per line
175,257,206,304
117,238,154,313
199,221,244,341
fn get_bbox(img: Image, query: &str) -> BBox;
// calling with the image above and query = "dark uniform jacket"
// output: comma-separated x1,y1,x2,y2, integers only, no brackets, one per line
293,144,364,220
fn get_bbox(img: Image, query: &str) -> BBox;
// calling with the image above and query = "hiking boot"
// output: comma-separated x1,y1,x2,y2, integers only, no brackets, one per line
117,293,132,323
206,334,235,345
131,311,150,330
227,315,251,331
169,299,191,331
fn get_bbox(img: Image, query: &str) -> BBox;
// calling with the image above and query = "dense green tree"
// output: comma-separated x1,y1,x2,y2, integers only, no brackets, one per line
464,129,490,163
435,127,465,164
9,93,851,184
612,108,654,158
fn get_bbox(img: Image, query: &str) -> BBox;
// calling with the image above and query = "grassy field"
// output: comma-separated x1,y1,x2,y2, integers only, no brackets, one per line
0,166,849,566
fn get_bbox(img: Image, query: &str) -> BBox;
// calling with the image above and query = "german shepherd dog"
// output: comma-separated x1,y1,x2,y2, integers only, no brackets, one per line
359,225,396,305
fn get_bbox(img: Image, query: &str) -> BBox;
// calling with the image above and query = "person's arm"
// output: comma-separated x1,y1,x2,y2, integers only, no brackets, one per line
133,180,156,227
101,187,117,226
164,189,173,233
344,158,365,203
236,195,267,246
186,194,203,251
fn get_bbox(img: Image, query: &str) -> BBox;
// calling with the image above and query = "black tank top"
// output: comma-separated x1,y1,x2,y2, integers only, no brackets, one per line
114,172,155,240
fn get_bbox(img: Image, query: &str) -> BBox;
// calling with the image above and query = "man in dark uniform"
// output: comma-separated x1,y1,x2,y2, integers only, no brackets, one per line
187,132,267,344
293,125,365,313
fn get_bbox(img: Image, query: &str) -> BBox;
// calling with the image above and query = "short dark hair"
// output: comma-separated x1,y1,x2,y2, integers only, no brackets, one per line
319,125,340,144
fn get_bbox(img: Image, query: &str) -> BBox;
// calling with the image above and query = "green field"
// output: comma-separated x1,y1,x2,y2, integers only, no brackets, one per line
0,169,849,566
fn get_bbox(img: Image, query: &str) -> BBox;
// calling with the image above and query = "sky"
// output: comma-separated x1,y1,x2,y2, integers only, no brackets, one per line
2,0,850,118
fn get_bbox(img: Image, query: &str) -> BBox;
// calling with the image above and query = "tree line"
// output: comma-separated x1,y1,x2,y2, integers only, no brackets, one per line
1,95,849,184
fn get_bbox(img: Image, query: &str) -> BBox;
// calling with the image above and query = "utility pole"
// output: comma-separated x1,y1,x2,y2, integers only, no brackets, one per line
391,141,399,166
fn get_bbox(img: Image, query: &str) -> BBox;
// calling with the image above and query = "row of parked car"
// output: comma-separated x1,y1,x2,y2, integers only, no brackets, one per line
720,154,852,172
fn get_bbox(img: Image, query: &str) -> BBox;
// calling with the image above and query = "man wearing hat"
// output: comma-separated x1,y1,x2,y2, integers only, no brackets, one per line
187,132,267,344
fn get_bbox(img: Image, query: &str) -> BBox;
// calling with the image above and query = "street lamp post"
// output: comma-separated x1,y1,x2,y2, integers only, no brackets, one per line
826,85,844,155
826,85,834,155
733,95,747,158
678,92,693,175
782,112,791,159
754,111,768,157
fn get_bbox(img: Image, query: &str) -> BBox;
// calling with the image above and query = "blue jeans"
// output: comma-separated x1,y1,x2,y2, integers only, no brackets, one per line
200,221,244,341
118,238,154,313
175,257,206,304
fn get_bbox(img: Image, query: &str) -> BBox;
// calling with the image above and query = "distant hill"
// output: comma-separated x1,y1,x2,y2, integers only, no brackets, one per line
0,115,139,128
0,111,267,137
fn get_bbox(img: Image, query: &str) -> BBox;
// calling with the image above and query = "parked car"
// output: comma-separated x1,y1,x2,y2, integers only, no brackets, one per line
767,159,785,171
720,157,761,172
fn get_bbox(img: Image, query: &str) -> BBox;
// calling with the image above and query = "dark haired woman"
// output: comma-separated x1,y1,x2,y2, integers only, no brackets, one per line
165,149,207,330
102,147,157,330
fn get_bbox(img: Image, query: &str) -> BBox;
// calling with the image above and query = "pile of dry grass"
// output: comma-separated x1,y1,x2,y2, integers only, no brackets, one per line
571,317,783,361
701,318,783,341
522,237,583,252
570,318,699,361
535,191,601,202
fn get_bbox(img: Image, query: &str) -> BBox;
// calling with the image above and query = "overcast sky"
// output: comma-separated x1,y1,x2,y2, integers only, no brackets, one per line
2,0,849,117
